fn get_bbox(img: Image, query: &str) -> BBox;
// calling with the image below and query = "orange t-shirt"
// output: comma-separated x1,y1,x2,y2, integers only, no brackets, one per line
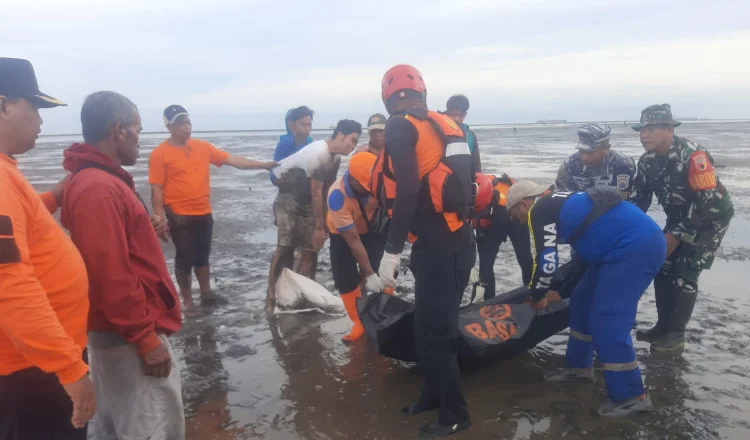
326,174,378,235
0,154,90,384
148,138,230,216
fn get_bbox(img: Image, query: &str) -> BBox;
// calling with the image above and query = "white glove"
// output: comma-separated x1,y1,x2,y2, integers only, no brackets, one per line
365,273,384,293
473,285,485,304
469,266,480,285
378,252,401,289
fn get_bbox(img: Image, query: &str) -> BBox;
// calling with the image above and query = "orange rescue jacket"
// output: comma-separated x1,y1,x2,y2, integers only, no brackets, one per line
473,173,516,229
371,110,475,234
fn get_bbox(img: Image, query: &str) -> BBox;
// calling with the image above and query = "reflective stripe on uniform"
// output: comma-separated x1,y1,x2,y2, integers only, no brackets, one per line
570,329,592,342
445,142,471,157
601,360,639,372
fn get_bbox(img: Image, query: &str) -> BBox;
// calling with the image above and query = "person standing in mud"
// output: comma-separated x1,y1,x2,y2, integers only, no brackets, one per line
0,57,96,440
266,119,359,312
555,123,636,199
357,113,387,155
61,91,186,439
266,106,324,310
328,149,394,343
507,181,665,416
630,104,734,352
376,65,475,438
445,94,482,173
149,104,276,316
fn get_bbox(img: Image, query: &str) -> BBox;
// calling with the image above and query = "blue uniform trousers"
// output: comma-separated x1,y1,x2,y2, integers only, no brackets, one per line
564,229,666,402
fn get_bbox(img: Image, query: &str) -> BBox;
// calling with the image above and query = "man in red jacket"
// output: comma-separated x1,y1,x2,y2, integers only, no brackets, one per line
61,91,185,439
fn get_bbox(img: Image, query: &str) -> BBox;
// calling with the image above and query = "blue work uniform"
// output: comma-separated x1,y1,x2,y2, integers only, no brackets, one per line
527,188,666,402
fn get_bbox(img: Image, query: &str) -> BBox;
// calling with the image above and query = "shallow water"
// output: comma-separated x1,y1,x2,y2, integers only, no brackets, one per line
23,121,750,439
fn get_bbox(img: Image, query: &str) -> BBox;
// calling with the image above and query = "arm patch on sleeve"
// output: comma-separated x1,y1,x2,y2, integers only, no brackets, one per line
0,215,20,264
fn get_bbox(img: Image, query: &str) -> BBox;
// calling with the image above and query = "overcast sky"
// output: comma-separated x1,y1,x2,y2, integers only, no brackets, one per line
4,0,749,133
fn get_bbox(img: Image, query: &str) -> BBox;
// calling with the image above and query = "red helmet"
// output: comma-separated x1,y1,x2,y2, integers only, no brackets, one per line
381,64,426,102
474,173,493,212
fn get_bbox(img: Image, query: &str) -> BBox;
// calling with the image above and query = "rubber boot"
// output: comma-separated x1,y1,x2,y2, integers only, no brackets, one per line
636,274,673,342
341,288,365,343
651,284,698,353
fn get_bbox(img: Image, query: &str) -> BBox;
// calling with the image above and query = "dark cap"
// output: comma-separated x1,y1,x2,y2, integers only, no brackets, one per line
0,58,65,108
163,104,189,127
367,113,387,131
632,103,682,131
576,123,611,152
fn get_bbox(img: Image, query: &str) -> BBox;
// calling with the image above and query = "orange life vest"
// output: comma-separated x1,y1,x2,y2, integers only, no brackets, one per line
370,110,474,234
473,173,515,229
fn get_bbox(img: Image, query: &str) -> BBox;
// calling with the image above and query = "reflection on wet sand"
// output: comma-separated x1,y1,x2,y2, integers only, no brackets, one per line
265,313,410,439
182,320,246,439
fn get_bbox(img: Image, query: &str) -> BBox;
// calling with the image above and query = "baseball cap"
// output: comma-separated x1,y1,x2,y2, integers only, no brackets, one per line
576,123,611,152
0,58,65,108
163,104,189,127
506,180,548,210
347,151,377,191
367,113,387,131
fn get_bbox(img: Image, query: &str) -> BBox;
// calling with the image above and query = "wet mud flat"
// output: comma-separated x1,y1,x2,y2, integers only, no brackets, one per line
23,122,750,439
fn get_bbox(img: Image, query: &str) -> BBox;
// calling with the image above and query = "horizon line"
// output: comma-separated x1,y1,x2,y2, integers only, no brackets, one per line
38,117,750,138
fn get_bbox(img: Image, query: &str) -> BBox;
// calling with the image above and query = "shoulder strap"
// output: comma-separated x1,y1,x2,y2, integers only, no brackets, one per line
567,203,611,247
356,197,372,230
357,196,390,234
567,186,622,247
74,162,149,214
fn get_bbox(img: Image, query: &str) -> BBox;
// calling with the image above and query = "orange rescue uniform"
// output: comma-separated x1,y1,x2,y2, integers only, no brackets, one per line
148,138,230,216
0,153,90,384
371,110,469,238
326,175,379,235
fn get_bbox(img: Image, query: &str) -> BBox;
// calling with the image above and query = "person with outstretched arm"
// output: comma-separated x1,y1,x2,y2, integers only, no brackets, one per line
149,104,276,316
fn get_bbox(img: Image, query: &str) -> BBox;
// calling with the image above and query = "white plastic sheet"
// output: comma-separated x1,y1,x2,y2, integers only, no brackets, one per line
274,268,345,315
270,140,331,180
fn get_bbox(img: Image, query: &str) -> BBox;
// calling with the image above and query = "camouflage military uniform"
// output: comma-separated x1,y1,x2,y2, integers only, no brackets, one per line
555,122,636,199
555,150,636,198
630,135,733,289
630,103,734,351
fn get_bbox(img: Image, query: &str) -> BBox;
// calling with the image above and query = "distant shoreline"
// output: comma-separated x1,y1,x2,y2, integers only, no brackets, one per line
38,118,750,138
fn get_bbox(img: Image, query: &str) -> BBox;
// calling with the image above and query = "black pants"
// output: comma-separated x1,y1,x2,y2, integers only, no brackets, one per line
0,367,87,440
477,206,533,299
330,229,388,294
165,207,214,276
411,226,475,426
